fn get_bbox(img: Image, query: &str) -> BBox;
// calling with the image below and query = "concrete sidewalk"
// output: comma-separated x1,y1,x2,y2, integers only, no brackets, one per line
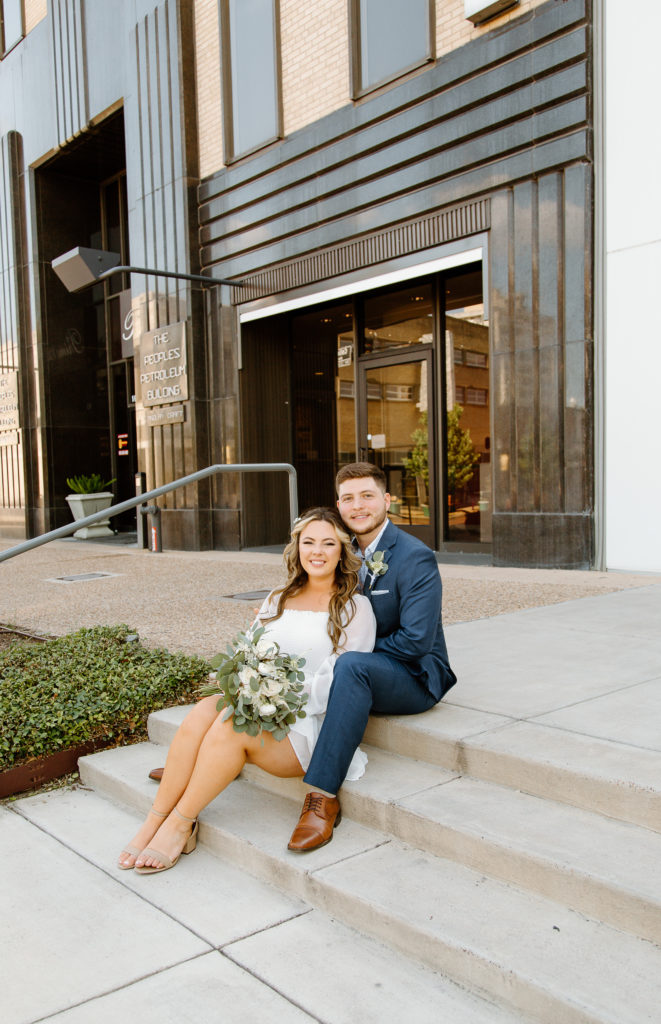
2,535,661,1022
2,533,659,656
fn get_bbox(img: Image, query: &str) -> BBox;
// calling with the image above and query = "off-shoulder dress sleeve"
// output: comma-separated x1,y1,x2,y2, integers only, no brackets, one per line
305,595,376,716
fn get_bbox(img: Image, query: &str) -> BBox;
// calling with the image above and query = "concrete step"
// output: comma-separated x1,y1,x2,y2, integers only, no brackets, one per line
11,788,524,1024
80,741,661,1024
357,701,661,833
150,697,661,834
149,706,661,946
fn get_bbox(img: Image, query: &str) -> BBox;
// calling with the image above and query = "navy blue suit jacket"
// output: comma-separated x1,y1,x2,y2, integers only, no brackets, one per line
362,520,456,701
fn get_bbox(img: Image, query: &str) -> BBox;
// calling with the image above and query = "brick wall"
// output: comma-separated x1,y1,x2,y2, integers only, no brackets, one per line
195,0,551,180
195,0,224,178
24,0,47,34
281,0,350,137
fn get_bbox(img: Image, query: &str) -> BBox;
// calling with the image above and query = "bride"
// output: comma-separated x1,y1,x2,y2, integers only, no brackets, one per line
118,507,376,874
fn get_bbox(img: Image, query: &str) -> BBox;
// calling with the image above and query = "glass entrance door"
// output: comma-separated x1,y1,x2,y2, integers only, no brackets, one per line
358,351,434,546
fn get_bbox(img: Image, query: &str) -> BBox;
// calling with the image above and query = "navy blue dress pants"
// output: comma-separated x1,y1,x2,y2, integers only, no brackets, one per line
303,650,438,795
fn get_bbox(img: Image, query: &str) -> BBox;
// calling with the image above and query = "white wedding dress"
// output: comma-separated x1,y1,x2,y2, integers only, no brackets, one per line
256,593,376,780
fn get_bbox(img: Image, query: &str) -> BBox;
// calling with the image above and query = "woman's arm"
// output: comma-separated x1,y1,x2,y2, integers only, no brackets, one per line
339,595,377,654
305,597,376,716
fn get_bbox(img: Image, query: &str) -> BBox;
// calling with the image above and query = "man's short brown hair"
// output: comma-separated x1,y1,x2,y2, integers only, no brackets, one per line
335,461,387,494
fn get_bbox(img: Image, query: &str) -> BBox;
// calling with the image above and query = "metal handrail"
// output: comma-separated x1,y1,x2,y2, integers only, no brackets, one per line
0,463,298,563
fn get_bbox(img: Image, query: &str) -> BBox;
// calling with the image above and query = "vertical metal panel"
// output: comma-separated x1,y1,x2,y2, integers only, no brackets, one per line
127,0,204,539
491,160,592,564
512,181,537,513
0,132,26,518
490,190,513,512
563,163,591,515
240,316,292,546
51,0,88,144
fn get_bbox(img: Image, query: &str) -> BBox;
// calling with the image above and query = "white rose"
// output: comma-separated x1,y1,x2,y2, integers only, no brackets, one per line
255,637,276,658
259,703,277,717
257,661,274,676
238,666,259,687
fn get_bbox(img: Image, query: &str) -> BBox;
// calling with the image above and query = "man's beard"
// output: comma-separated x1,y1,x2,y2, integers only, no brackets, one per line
349,508,387,536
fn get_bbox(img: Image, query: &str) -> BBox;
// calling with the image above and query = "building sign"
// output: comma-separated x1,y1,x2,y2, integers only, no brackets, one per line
146,405,186,427
139,322,188,407
117,433,129,456
119,290,134,359
0,371,20,432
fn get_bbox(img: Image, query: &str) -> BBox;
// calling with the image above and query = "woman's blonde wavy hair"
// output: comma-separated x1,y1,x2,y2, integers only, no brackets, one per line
264,507,361,651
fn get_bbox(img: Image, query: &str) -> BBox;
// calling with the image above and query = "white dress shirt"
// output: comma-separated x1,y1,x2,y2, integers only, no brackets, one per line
356,518,389,589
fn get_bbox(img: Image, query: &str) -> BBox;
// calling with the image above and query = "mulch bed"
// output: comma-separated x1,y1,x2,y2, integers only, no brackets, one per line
0,626,53,649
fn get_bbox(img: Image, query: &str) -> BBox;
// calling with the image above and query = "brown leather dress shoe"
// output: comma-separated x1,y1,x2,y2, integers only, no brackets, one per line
148,767,164,782
287,792,341,852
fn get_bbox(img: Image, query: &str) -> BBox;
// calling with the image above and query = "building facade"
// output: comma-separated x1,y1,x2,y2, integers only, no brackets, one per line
1,0,636,570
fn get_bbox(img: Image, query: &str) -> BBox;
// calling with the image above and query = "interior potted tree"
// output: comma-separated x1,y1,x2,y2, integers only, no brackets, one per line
403,412,429,515
65,473,116,538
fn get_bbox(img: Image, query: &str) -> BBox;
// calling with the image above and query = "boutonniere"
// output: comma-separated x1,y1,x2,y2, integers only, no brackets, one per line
365,551,388,587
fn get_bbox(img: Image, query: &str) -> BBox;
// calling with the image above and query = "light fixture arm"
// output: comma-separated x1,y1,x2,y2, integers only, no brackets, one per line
50,246,247,293
95,264,246,288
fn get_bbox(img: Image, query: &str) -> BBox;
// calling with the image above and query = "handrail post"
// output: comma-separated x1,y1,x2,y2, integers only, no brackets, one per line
135,471,148,549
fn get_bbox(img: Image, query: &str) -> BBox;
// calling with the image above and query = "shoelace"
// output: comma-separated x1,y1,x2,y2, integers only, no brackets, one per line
305,793,327,816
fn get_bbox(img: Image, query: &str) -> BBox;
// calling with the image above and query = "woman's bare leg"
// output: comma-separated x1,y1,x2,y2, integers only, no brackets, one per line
135,715,303,870
118,696,221,868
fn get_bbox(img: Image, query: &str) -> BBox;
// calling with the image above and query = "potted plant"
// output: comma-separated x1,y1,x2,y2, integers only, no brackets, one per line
65,473,116,538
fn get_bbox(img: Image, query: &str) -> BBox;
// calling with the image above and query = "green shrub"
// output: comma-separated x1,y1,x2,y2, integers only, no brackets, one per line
0,625,210,771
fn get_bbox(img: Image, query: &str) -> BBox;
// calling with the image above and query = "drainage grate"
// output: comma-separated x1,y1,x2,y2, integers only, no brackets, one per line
224,589,271,602
47,572,121,584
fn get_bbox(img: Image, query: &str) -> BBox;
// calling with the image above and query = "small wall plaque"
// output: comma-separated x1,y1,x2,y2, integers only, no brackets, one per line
0,371,20,431
146,405,186,427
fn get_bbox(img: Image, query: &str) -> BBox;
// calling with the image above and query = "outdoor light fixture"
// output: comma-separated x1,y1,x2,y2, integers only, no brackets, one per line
464,0,519,25
51,246,245,293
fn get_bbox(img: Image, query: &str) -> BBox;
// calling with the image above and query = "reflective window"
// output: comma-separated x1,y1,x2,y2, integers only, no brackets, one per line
352,0,433,95
289,301,355,507
444,266,491,543
362,283,433,353
221,0,281,160
365,360,431,528
1,0,24,55
334,308,357,468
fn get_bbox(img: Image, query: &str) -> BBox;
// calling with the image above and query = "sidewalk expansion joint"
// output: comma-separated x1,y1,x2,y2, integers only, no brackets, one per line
525,718,661,760
221,947,324,1023
217,906,314,951
526,673,661,719
10,803,217,948
307,836,393,876
26,950,214,1024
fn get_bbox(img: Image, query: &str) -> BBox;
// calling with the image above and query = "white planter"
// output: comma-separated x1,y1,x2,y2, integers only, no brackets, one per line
65,492,114,539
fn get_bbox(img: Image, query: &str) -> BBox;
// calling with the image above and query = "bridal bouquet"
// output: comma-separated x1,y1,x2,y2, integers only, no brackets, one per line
200,626,307,741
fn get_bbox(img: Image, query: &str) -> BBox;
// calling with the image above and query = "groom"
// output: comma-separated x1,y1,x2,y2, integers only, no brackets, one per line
287,461,456,852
